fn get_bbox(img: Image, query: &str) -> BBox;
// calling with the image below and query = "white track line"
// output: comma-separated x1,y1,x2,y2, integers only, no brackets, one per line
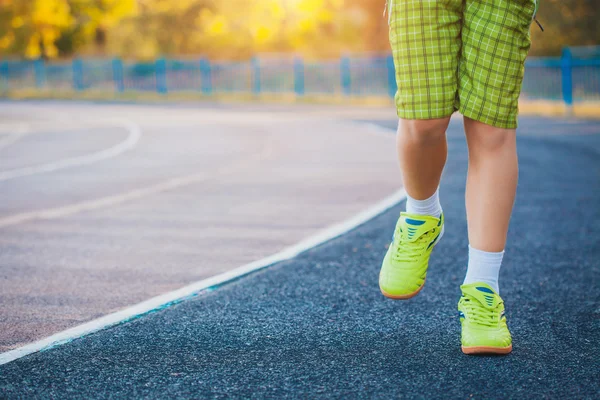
0,134,274,229
0,174,210,228
0,187,405,366
0,123,29,151
0,119,141,182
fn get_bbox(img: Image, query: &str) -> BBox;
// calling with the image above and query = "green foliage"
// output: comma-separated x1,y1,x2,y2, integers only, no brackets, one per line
0,0,597,59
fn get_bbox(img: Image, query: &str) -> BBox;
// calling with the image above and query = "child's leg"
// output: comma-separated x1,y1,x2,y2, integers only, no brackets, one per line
397,118,449,206
380,117,449,299
457,0,535,294
464,117,518,253
379,0,462,299
388,0,463,205
462,117,517,292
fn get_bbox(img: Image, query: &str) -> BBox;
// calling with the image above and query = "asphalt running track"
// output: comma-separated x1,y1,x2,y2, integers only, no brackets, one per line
1,105,599,398
0,101,399,351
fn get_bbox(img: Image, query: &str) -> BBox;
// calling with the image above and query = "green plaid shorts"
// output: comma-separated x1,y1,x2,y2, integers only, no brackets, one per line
389,0,536,128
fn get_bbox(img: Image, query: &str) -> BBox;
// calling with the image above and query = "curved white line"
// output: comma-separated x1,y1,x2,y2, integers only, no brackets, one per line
0,175,211,228
0,131,274,229
0,119,141,182
0,188,406,366
0,124,29,151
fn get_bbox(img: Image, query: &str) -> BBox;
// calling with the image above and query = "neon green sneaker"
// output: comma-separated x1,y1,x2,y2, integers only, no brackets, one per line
458,282,513,355
379,212,444,299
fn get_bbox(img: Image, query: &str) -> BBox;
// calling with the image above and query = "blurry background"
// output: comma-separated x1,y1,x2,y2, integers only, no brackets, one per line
0,0,599,115
0,0,598,60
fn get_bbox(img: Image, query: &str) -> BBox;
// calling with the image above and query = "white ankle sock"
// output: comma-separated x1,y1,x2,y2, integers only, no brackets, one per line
405,188,442,217
463,245,504,293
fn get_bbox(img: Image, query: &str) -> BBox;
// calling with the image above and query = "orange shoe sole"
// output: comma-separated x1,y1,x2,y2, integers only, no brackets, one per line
461,345,513,355
380,281,425,300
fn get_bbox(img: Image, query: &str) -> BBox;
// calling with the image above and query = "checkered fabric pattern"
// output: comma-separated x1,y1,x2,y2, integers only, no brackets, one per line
389,0,536,129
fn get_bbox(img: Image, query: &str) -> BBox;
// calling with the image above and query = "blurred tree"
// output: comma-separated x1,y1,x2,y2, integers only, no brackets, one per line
108,0,211,59
0,0,598,59
0,0,73,58
0,0,135,58
66,0,137,55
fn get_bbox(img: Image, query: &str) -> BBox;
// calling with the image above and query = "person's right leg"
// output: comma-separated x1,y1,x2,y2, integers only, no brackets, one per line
380,0,463,299
397,117,450,208
379,118,450,300
379,120,449,298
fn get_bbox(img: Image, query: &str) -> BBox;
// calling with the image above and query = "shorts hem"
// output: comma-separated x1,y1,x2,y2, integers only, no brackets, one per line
396,107,456,121
459,106,518,129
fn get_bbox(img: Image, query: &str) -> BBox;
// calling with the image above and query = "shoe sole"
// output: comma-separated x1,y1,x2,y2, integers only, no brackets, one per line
379,280,425,300
461,345,513,355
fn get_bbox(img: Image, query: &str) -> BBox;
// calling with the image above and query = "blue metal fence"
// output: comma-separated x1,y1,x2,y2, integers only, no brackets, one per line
1,48,599,105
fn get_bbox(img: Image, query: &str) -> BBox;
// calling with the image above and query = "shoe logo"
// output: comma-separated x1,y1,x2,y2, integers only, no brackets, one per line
405,218,426,226
458,311,465,319
483,295,494,306
407,227,418,239
476,286,495,306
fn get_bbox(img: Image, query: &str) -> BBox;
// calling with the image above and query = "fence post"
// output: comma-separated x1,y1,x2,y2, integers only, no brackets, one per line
156,58,167,94
294,57,305,96
386,54,396,99
72,58,84,91
34,59,45,89
200,58,212,95
252,57,261,95
340,56,351,96
0,61,9,90
561,48,573,115
112,58,124,93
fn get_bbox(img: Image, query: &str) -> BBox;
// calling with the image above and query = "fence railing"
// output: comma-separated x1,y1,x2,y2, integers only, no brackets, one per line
1,48,599,106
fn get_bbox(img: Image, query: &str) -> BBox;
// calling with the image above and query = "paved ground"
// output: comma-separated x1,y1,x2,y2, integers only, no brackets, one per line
1,105,599,398
0,101,398,351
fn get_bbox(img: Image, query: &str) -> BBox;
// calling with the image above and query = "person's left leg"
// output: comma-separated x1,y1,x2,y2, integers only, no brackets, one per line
458,118,518,355
463,117,518,292
456,0,537,355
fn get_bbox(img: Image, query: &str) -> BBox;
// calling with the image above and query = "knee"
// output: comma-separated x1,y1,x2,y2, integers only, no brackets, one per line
468,125,516,154
398,118,449,146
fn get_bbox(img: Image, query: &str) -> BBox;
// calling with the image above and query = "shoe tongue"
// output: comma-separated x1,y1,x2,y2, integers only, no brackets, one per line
399,213,438,242
461,283,501,309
